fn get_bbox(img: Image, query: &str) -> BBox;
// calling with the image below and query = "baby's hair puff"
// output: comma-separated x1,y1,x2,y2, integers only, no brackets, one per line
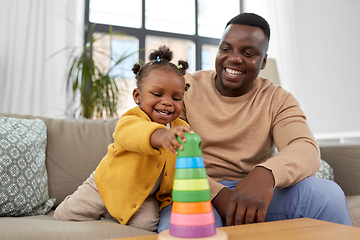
132,45,190,90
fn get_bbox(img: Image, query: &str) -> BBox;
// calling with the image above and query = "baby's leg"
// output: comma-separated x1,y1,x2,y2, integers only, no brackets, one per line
54,171,112,221
127,195,160,231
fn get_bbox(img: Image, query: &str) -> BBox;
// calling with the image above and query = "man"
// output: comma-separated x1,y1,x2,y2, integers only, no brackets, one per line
158,12,351,231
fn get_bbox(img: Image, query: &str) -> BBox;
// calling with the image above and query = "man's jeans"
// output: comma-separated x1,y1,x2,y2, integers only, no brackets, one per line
158,176,351,232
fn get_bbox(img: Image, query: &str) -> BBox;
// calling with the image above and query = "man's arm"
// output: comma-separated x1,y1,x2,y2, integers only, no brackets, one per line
257,92,320,188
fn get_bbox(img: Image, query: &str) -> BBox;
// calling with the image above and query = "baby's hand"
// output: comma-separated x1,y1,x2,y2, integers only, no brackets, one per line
151,126,194,154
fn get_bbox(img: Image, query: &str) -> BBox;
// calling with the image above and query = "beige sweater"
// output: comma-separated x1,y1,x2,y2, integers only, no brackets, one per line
181,71,320,199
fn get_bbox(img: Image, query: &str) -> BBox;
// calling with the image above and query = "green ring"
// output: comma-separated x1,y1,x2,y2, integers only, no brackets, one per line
175,168,207,179
172,189,211,202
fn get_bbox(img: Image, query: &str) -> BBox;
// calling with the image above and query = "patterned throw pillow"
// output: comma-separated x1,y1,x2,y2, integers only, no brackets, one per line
0,117,55,216
314,159,335,181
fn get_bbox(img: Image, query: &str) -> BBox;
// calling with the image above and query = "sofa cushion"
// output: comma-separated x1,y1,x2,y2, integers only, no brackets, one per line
0,210,156,240
43,117,119,207
320,145,360,196
313,159,334,181
0,117,55,216
0,113,119,208
346,195,360,228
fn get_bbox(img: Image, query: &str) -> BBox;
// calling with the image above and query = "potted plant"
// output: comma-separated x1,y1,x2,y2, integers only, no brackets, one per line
67,24,137,119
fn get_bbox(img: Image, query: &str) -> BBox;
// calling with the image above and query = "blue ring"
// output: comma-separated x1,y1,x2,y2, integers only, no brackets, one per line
175,157,205,169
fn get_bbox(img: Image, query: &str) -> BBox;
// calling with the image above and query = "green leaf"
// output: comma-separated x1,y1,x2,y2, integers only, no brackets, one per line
63,23,141,119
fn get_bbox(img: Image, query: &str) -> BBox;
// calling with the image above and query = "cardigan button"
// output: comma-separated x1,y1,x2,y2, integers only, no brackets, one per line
157,164,159,168
165,170,170,176
132,204,137,208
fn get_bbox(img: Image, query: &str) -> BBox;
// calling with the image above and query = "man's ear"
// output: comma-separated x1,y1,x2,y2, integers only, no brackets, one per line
261,54,268,70
133,88,140,105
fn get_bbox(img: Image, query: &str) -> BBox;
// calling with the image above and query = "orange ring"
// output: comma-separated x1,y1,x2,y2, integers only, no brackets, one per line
172,201,212,214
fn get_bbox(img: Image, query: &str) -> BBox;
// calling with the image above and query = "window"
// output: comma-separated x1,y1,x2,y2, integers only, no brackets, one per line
86,0,242,114
145,0,196,35
89,0,142,28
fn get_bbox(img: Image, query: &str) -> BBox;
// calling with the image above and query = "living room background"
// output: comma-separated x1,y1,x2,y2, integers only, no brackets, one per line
0,0,359,144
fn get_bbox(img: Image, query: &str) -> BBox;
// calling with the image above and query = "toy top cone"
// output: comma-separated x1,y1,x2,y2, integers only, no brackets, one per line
176,132,202,158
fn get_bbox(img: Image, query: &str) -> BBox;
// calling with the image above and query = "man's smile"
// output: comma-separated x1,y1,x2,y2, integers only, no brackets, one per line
225,68,244,76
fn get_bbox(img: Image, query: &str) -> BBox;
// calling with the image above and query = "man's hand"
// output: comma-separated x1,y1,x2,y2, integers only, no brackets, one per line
212,166,275,225
150,126,193,154
212,187,233,221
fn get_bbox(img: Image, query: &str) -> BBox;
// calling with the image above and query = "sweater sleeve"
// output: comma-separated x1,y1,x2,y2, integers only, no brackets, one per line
256,92,320,188
208,176,226,200
114,107,168,155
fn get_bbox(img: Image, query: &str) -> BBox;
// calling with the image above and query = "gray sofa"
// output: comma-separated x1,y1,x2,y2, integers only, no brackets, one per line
0,114,156,240
320,145,360,227
0,113,359,240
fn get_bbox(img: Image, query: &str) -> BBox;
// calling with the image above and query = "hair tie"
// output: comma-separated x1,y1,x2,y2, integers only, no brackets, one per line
156,56,161,62
138,67,141,73
177,64,183,69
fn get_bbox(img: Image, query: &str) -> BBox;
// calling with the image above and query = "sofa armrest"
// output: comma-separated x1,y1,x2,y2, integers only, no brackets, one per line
320,145,360,196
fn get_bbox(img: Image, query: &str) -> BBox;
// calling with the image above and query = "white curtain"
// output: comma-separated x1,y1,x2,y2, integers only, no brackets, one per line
243,0,301,102
0,0,84,118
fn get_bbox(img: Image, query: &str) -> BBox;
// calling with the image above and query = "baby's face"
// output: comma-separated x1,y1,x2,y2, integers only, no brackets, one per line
136,69,185,125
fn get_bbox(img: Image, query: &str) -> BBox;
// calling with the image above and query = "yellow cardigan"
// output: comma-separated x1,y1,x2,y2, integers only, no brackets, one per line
95,107,188,225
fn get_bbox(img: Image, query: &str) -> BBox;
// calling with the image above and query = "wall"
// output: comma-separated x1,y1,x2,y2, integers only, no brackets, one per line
1,0,359,134
244,0,360,139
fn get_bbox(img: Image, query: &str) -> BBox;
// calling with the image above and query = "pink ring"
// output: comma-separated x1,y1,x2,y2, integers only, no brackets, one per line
170,212,215,226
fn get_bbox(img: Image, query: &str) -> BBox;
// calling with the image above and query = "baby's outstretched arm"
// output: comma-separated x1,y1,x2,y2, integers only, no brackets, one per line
150,126,194,154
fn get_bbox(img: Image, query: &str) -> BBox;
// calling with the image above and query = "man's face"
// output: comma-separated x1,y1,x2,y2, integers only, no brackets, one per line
215,24,268,97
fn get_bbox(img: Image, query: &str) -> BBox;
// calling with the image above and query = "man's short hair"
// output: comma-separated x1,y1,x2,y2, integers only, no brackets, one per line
226,12,270,41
